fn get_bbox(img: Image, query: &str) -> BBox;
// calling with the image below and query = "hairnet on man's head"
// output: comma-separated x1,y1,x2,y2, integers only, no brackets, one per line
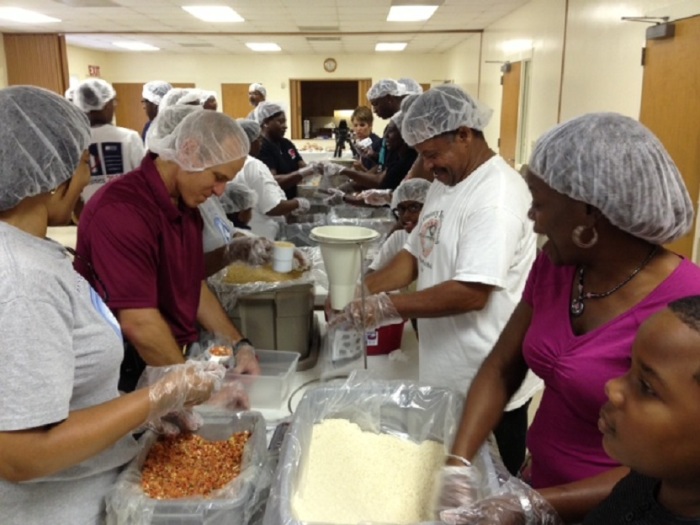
160,88,188,109
220,182,257,213
390,111,406,131
146,105,202,147
401,85,493,147
529,112,693,245
0,86,90,211
398,78,423,96
254,102,285,124
248,83,266,97
64,86,76,102
391,178,432,209
392,94,419,130
366,79,403,101
236,119,261,143
177,89,216,107
142,80,172,105
149,110,249,172
74,78,116,112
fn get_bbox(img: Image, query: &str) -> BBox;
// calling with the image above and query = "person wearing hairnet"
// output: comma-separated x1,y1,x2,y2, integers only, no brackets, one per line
397,77,424,96
331,85,542,476
141,80,172,141
73,78,146,204
254,101,316,200
220,181,257,230
246,82,266,119
0,86,226,524
365,79,405,170
76,109,261,393
233,119,310,239
437,113,700,524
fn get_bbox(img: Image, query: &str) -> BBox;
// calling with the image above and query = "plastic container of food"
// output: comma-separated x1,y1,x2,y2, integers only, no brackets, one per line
106,411,267,525
228,349,300,410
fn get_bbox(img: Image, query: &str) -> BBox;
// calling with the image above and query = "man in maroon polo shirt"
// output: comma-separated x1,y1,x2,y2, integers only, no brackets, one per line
76,110,260,391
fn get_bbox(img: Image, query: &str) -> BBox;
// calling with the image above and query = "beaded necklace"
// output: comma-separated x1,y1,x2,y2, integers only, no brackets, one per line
570,245,658,317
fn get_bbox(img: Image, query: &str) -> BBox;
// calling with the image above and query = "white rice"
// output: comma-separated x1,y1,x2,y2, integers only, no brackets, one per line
292,418,444,524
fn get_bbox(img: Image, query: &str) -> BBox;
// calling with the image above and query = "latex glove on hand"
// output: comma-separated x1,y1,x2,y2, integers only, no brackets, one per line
433,462,482,518
203,377,250,411
290,197,310,217
440,478,563,525
298,163,321,177
292,248,310,271
329,292,402,331
145,361,225,429
223,237,274,266
358,189,392,206
323,188,345,206
232,343,261,375
320,161,346,177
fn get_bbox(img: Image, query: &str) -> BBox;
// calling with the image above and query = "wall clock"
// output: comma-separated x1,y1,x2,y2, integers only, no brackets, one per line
323,57,337,73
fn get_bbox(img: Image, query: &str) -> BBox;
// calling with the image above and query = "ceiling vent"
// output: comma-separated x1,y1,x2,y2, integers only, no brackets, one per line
306,36,342,42
179,43,215,48
298,25,340,32
54,0,119,7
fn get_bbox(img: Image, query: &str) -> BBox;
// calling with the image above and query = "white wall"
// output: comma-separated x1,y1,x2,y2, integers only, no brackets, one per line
445,35,482,97
66,45,110,86
0,34,8,89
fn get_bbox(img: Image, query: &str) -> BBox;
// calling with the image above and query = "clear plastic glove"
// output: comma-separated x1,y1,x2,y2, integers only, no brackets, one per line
329,292,402,331
433,464,482,517
300,162,323,177
145,361,225,424
232,344,261,375
440,477,563,525
150,410,204,436
223,236,274,266
291,197,310,217
292,248,310,271
358,188,392,206
320,161,345,177
323,188,345,206
203,377,250,411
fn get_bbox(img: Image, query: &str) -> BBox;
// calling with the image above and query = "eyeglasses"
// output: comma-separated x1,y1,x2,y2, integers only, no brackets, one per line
66,247,110,303
391,202,423,220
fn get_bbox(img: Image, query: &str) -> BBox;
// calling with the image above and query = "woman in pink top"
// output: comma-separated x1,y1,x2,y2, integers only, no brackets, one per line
439,113,700,524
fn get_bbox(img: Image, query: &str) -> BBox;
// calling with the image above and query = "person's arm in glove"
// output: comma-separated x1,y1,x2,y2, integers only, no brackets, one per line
433,458,483,517
290,197,310,216
328,292,403,331
322,188,346,206
223,236,274,266
358,188,392,206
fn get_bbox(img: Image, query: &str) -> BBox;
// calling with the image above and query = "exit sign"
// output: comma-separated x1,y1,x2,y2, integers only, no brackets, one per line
88,65,101,77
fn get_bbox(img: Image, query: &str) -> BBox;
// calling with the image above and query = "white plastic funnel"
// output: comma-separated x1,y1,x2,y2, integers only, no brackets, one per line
310,225,380,310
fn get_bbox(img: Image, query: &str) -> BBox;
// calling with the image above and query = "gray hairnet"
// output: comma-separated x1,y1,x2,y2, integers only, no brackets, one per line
220,181,257,213
401,85,493,147
392,94,420,129
148,110,250,172
391,178,431,209
529,112,693,245
160,88,188,109
249,83,267,97
177,89,216,107
146,105,202,147
390,111,405,131
236,119,261,143
398,78,423,95
254,102,285,124
0,86,90,212
64,86,76,102
367,79,403,100
74,78,116,112
142,80,172,105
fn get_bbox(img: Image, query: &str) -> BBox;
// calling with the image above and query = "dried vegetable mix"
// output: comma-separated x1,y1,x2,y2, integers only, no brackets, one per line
141,431,251,499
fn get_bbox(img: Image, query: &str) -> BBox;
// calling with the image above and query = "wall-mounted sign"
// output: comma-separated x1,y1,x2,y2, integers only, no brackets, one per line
88,65,101,77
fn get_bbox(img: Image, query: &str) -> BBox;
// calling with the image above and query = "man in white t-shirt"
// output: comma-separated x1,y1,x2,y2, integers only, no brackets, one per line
332,85,542,475
73,79,145,203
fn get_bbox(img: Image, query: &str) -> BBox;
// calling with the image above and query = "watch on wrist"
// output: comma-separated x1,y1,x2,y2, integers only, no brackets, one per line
233,338,254,355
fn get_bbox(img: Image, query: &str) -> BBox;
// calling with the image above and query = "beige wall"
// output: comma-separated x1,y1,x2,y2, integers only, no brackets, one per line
66,45,110,85
0,33,8,89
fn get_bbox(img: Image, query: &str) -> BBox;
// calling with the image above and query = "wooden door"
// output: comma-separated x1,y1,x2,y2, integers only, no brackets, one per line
498,61,521,167
290,79,303,140
113,82,194,134
639,16,700,260
4,34,70,93
358,78,372,107
222,83,253,120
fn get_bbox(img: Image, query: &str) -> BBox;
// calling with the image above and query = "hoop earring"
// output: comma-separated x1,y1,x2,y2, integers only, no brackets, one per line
572,225,598,249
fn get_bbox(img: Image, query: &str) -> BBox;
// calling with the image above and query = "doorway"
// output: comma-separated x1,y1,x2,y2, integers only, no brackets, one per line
498,61,522,168
221,83,254,120
112,82,195,134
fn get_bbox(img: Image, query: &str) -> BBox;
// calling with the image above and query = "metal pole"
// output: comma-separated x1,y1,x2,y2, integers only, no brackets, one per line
358,241,368,370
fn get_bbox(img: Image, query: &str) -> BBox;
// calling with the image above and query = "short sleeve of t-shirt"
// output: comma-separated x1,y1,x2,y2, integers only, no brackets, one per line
125,130,146,172
239,159,285,214
369,230,408,271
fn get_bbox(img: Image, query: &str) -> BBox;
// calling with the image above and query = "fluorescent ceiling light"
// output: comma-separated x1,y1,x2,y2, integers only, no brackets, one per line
375,42,407,52
500,39,533,53
113,41,159,51
182,5,244,22
246,42,282,52
0,7,60,23
387,5,438,22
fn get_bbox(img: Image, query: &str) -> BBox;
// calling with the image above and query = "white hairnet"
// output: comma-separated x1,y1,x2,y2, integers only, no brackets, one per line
146,105,202,147
391,178,431,209
254,102,285,124
64,86,76,102
236,119,261,143
401,84,493,147
142,80,172,105
0,86,90,212
74,78,116,112
148,110,250,172
366,79,403,100
160,88,188,109
392,94,420,130
398,78,423,95
177,89,216,107
390,111,405,131
249,83,267,97
220,181,257,213
529,112,693,245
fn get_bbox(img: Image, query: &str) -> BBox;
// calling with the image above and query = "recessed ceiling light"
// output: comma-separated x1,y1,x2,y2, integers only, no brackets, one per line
112,41,160,51
246,43,282,52
387,5,438,22
375,42,407,52
182,6,244,23
500,39,534,53
0,7,60,23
